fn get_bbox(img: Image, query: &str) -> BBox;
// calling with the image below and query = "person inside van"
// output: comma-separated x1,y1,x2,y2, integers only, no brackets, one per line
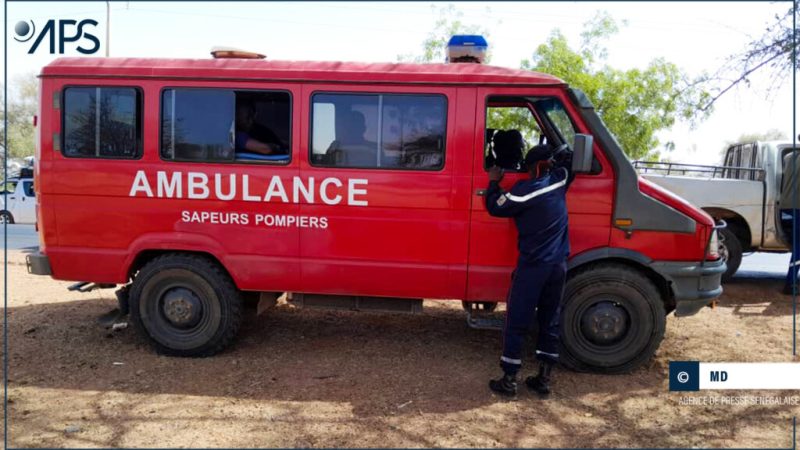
235,102,280,155
327,110,377,166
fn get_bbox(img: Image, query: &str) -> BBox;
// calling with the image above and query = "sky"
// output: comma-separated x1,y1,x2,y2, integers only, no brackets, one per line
2,1,796,164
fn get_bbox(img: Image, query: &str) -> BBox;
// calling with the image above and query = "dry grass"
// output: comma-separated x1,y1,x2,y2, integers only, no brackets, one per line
1,249,798,448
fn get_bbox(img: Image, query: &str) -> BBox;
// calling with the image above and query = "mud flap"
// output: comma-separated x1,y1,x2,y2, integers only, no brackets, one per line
97,286,130,328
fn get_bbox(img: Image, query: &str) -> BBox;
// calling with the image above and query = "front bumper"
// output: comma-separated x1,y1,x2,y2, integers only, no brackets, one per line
25,251,52,276
650,258,726,317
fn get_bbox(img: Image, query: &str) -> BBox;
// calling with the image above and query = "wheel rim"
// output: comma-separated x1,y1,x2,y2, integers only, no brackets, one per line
160,287,203,329
139,271,222,350
579,300,630,345
718,234,730,263
0,214,7,224
569,295,639,356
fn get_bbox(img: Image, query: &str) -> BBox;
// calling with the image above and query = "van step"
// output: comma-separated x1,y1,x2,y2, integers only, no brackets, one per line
68,282,116,293
287,293,423,314
466,311,504,330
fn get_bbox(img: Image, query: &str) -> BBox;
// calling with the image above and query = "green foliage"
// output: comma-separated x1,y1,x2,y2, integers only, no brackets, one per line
1,74,38,158
404,9,710,162
486,107,541,144
522,12,711,161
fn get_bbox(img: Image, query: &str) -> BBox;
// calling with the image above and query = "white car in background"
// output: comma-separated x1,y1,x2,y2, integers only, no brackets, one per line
1,170,36,224
635,140,798,280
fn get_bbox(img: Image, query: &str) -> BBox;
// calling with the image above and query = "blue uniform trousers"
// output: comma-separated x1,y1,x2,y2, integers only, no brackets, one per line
500,260,566,376
782,209,800,289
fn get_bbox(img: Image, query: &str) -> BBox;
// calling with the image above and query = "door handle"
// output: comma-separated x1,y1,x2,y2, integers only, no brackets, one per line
476,189,487,197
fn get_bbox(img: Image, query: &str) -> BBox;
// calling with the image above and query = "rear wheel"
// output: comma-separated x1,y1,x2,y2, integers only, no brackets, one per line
129,253,243,357
560,263,666,374
718,227,742,282
0,211,14,224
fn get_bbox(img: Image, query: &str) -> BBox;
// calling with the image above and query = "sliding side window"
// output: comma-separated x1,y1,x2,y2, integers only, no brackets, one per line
63,86,142,159
161,89,291,163
310,93,446,170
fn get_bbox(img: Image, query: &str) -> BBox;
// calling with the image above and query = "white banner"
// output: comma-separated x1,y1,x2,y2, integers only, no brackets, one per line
699,363,800,390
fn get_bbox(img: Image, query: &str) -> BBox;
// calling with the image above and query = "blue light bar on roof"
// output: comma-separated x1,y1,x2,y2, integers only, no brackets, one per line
446,35,488,64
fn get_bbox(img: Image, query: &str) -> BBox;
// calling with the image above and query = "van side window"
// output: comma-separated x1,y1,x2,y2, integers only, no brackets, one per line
63,87,142,159
161,89,291,163
311,93,446,170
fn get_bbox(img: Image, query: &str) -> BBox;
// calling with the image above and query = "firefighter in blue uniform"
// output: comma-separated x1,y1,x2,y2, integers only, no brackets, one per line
485,143,574,398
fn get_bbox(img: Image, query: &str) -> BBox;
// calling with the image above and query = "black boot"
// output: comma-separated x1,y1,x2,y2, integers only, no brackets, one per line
525,362,554,397
489,373,518,397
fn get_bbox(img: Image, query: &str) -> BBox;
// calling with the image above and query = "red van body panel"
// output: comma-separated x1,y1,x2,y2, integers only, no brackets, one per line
32,57,721,308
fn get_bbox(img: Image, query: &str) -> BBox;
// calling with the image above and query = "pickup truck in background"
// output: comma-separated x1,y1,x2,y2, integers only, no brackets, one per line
1,167,36,224
635,140,798,280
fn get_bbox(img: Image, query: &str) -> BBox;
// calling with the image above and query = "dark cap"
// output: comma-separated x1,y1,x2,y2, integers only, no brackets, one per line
525,144,554,166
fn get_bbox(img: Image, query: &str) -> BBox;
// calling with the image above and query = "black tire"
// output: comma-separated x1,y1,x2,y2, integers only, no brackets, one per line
718,227,742,282
129,253,243,357
0,211,14,224
560,263,666,374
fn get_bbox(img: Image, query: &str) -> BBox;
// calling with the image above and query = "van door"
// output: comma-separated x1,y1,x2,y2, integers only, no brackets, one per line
466,88,613,301
297,85,468,300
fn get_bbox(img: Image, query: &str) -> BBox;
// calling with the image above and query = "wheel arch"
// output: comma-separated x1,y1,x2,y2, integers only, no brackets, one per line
123,233,238,287
568,248,675,313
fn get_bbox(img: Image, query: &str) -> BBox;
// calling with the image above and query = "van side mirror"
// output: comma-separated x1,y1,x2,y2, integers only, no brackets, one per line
572,134,594,174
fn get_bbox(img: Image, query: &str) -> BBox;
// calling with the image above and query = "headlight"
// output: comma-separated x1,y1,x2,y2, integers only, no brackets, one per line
707,229,720,260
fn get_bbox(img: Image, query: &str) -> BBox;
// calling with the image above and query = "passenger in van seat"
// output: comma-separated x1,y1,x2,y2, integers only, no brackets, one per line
326,110,377,166
235,103,279,155
485,143,574,398
492,130,525,171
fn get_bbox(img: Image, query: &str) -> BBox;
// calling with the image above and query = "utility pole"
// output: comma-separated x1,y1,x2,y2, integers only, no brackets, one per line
105,1,110,57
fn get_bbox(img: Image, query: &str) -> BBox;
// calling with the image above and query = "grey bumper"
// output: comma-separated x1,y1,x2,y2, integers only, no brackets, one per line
650,258,726,317
25,251,52,276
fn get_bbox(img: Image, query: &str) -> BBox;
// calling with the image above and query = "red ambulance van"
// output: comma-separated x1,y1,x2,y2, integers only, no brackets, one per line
26,53,725,373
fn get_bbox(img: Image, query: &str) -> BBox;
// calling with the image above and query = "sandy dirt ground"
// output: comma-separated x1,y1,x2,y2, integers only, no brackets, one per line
1,249,798,448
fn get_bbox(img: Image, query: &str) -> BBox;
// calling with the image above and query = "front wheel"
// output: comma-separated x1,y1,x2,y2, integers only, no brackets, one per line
560,264,666,374
129,253,243,357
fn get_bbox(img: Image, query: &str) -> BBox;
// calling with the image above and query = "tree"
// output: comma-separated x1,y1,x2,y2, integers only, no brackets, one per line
702,1,798,112
1,73,38,159
523,12,711,161
404,9,710,161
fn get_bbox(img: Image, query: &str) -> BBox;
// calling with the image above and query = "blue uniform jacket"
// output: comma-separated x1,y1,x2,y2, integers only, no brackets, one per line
485,162,574,265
